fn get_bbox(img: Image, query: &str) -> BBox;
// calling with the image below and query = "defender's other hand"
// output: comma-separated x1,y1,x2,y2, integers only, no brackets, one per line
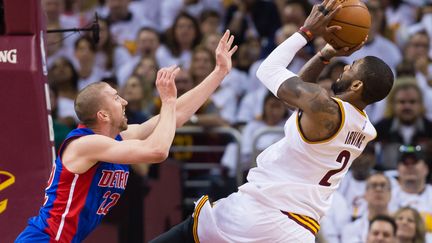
215,30,238,75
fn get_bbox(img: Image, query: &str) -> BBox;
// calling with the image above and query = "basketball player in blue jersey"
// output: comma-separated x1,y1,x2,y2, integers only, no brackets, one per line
15,30,237,243
151,0,394,242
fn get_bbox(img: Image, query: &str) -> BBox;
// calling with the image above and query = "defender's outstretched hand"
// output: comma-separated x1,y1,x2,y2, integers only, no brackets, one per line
215,30,238,75
156,66,179,103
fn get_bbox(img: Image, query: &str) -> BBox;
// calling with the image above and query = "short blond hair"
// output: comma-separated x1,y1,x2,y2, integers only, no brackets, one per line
74,82,108,126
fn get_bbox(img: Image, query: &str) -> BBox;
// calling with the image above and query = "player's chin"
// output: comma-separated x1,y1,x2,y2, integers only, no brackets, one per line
120,121,128,131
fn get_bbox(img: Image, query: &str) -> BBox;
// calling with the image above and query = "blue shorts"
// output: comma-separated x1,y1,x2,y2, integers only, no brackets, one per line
15,224,50,243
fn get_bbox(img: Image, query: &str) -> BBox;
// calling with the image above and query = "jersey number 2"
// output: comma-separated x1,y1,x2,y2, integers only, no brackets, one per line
319,150,351,187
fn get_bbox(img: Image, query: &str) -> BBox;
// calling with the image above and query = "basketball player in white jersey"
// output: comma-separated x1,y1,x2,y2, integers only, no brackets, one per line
151,0,394,242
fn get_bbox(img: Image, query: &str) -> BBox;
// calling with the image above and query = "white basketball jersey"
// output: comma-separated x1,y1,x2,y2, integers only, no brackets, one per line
239,98,377,221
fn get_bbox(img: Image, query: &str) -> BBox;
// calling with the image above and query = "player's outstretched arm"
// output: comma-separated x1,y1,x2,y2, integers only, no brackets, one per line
122,30,237,140
62,67,179,173
256,0,345,141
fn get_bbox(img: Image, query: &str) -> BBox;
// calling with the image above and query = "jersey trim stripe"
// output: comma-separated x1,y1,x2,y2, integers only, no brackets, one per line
193,195,208,243
55,174,79,240
283,211,320,235
296,97,346,144
350,103,366,117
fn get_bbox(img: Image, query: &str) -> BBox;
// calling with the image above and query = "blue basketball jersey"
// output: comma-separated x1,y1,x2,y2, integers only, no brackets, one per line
16,126,129,243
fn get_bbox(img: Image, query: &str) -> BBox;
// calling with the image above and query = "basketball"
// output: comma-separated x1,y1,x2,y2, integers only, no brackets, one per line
323,0,371,49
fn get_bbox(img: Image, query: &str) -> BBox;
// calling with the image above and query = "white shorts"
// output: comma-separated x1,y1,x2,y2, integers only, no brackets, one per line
193,191,317,243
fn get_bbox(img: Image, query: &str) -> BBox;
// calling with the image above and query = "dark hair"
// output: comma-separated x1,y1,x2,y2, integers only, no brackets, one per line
285,0,312,15
389,0,403,9
136,26,160,39
48,57,79,90
366,172,391,190
200,9,220,22
357,56,394,104
74,35,97,53
95,18,115,70
394,207,426,243
369,215,397,236
390,82,423,105
165,12,202,57
262,91,289,121
408,31,430,45
396,60,416,77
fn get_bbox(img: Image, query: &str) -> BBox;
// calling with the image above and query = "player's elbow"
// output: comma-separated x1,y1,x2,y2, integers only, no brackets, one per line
150,147,170,163
256,60,276,83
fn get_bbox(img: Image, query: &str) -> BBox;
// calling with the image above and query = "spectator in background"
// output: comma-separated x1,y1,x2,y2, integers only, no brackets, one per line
222,91,289,176
381,0,417,43
389,145,432,241
278,0,312,28
116,27,161,87
42,0,81,48
190,46,238,126
342,173,393,243
235,36,261,72
375,82,432,170
45,22,73,69
366,215,398,243
104,0,157,48
202,32,222,53
236,24,304,124
403,31,432,121
241,92,289,162
207,33,250,100
394,207,426,243
338,144,377,221
199,9,222,36
48,57,80,127
159,12,202,69
121,75,150,125
159,0,223,32
224,0,281,48
74,36,106,90
48,86,73,151
94,18,130,75
190,46,215,84
131,56,159,115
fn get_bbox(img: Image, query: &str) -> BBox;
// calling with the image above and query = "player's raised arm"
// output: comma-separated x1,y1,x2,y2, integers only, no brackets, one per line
256,0,341,113
122,30,237,140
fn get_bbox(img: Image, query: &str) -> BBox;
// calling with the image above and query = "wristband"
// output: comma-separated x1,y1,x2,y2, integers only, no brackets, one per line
299,26,314,42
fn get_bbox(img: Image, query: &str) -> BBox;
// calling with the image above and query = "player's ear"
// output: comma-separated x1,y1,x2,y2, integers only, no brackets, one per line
96,110,109,122
351,80,363,92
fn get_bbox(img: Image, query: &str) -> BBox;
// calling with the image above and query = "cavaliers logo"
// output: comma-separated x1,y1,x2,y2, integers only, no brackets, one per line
0,170,15,214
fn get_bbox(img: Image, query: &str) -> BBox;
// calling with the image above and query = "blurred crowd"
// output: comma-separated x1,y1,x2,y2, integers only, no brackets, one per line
43,0,432,242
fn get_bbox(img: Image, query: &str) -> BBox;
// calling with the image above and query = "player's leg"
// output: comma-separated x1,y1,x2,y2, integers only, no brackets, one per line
149,216,194,243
